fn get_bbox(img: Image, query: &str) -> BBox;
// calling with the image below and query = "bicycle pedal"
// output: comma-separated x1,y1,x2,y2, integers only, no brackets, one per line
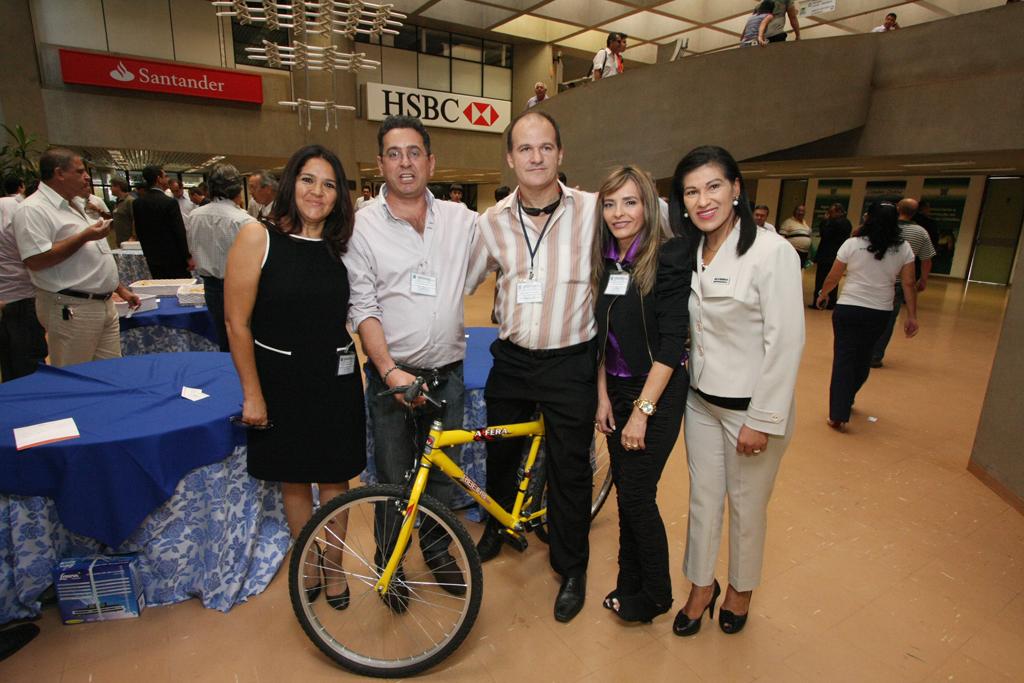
503,530,528,553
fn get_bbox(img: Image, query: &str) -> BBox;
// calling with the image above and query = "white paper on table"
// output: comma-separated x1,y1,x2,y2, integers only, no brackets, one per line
14,417,80,451
180,386,210,402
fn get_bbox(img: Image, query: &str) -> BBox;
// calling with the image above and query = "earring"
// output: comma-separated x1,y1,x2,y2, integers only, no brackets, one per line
732,198,739,207
683,212,689,219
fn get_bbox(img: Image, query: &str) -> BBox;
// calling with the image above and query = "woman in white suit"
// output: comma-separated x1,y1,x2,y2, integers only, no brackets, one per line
668,146,805,636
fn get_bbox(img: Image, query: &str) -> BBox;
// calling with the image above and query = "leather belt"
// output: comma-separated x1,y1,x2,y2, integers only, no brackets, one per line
57,288,113,301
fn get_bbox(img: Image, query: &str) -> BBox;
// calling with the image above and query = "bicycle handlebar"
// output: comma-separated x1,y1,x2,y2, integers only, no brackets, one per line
376,377,440,407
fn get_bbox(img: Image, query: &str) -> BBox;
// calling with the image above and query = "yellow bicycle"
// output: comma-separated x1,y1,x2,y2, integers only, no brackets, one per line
288,378,608,677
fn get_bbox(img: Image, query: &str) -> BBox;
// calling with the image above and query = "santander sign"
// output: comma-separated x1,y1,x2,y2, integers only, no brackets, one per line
59,49,263,104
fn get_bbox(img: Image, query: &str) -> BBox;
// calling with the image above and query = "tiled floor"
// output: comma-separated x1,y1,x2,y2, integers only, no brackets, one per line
2,273,1021,682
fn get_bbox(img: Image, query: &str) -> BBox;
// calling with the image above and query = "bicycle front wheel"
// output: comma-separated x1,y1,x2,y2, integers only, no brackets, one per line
289,484,483,678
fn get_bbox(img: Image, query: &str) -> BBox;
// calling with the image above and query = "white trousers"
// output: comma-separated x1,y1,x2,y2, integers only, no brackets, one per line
36,289,121,367
683,390,793,591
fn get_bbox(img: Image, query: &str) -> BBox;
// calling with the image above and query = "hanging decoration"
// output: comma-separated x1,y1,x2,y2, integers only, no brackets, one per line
211,1,405,130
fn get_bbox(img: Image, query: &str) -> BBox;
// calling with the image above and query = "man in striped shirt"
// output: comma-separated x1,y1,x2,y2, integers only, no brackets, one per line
871,198,936,367
466,110,597,623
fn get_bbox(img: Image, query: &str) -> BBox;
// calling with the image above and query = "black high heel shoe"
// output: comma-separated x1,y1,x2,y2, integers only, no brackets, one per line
613,593,672,624
719,591,750,634
304,542,324,602
323,552,350,611
672,579,720,637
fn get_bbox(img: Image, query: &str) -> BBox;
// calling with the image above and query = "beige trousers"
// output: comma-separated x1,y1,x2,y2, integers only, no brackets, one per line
683,390,793,592
35,289,121,367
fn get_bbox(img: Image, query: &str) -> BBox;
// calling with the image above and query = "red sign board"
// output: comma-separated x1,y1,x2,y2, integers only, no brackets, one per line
59,49,263,104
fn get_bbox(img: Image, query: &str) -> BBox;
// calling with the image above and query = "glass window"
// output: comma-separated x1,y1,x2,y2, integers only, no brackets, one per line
452,60,482,96
451,34,482,62
421,29,450,57
483,65,511,100
231,19,290,71
383,24,418,51
484,41,512,68
418,54,450,92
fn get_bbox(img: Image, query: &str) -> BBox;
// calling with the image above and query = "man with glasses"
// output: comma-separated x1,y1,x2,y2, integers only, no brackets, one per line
344,115,478,607
593,32,627,80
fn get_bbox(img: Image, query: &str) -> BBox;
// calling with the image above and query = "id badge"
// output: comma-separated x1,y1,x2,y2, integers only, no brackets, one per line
516,279,544,304
336,346,356,376
410,272,438,296
605,272,630,295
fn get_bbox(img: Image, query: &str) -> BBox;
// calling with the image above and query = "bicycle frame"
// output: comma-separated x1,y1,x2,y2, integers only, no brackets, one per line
375,414,545,595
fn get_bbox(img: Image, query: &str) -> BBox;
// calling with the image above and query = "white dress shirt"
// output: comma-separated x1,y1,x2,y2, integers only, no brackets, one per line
466,183,597,350
176,195,196,218
186,198,254,279
13,182,119,294
344,188,478,368
688,224,805,435
0,215,35,303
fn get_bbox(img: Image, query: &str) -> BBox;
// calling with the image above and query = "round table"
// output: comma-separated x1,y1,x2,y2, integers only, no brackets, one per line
119,298,219,354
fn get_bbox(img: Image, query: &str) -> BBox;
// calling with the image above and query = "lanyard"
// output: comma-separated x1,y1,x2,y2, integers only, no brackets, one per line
517,197,559,279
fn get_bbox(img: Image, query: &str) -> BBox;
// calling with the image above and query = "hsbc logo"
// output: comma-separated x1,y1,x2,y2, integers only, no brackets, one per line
463,102,499,127
368,83,510,135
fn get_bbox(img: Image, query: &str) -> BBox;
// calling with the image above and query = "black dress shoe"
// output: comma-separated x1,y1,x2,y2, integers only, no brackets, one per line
476,522,505,562
425,551,466,596
0,623,40,662
374,549,409,614
672,579,720,637
554,575,586,623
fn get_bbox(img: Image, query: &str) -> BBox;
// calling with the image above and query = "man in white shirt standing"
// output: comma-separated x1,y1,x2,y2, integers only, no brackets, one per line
344,115,478,608
872,13,900,32
753,204,776,233
169,179,195,219
0,176,26,233
13,148,139,367
186,163,254,352
247,171,278,220
0,178,47,381
593,32,627,80
354,185,373,211
525,82,549,109
466,110,598,623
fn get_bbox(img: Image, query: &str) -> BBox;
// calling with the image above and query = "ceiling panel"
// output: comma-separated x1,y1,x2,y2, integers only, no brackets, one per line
599,10,694,41
533,0,632,25
555,29,611,54
420,0,517,29
492,15,581,42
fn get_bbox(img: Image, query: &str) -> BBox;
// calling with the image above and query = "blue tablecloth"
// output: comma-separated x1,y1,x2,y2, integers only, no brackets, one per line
119,298,219,355
0,353,246,547
363,327,497,518
112,249,152,286
0,353,290,622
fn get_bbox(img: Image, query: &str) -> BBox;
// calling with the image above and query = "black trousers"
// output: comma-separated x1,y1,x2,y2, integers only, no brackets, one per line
484,338,597,578
0,298,47,382
872,284,904,364
829,305,890,422
813,260,837,308
202,276,229,352
606,369,687,605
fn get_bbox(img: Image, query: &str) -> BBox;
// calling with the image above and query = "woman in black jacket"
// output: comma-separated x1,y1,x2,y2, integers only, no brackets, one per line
593,166,691,623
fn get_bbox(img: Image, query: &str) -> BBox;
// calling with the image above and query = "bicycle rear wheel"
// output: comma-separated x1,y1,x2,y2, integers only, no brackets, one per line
289,484,483,678
529,432,613,543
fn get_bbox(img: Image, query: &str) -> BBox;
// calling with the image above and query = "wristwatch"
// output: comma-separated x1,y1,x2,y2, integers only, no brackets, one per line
633,397,657,416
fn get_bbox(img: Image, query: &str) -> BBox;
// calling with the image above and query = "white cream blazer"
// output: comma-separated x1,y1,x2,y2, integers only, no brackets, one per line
688,224,805,435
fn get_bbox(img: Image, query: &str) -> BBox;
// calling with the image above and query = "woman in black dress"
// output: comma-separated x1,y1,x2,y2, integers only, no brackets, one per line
225,145,366,609
593,166,690,623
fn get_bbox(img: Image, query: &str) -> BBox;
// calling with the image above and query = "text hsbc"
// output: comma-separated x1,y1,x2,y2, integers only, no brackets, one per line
383,91,460,123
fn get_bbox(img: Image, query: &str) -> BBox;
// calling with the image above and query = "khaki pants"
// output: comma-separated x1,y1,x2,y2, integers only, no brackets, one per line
35,289,121,367
683,391,794,592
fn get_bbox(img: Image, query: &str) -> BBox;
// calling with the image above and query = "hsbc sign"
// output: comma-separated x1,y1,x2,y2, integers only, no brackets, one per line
366,83,510,134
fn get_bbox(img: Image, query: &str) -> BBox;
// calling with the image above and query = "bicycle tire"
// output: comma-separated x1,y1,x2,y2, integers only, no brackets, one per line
289,484,483,678
529,433,613,544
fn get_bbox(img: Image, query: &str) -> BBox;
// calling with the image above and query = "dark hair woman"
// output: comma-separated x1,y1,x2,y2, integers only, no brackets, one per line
816,202,919,431
225,144,365,610
668,145,805,637
593,166,690,624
